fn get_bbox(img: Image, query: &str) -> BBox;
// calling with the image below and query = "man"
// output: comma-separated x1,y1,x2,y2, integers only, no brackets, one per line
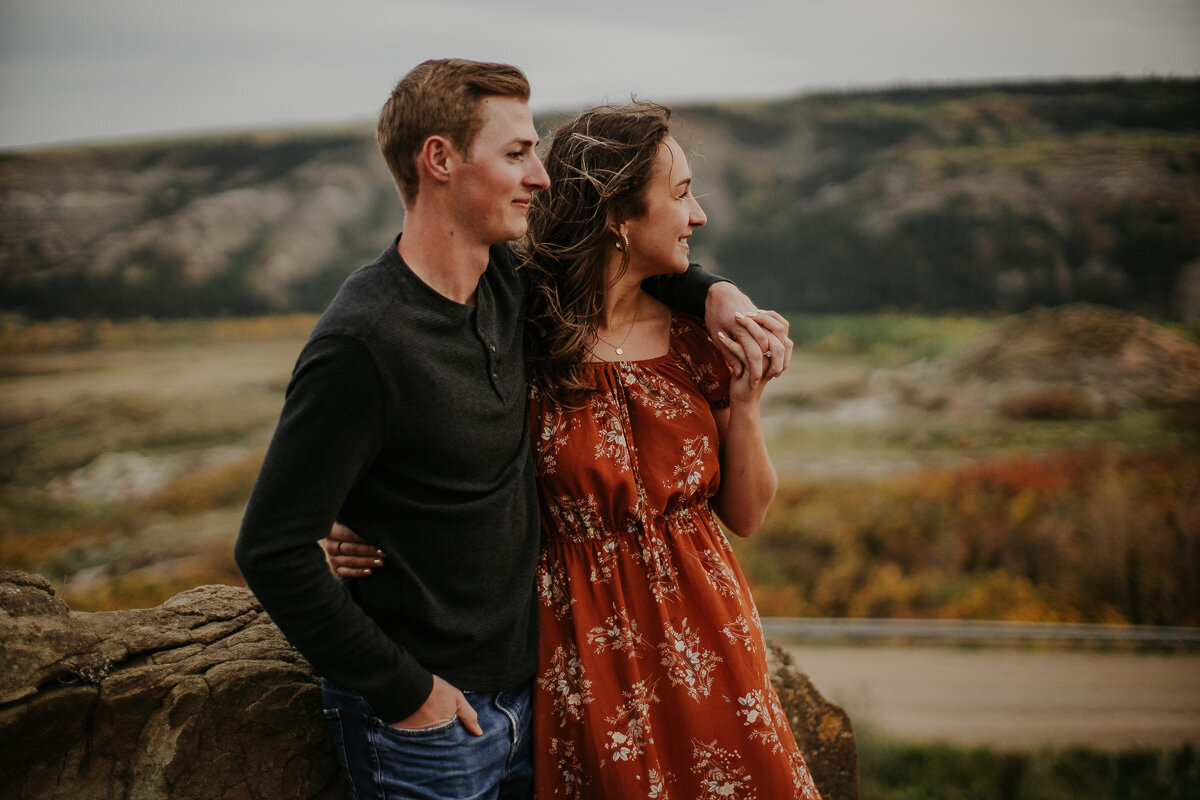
235,59,779,800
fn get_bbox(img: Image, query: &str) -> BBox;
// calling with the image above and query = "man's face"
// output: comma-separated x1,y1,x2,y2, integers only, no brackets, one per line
450,96,550,246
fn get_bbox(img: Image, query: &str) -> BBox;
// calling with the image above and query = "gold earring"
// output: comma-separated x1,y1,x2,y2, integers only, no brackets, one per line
615,233,629,252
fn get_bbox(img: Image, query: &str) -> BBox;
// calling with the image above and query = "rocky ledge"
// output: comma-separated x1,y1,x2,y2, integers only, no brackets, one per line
0,570,857,799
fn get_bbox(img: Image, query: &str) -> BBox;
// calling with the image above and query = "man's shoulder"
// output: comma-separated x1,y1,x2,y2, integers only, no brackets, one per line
485,242,527,298
486,242,520,277
311,244,403,343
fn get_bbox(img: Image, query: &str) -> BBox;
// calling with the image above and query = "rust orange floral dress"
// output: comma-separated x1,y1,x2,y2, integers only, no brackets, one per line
529,315,822,800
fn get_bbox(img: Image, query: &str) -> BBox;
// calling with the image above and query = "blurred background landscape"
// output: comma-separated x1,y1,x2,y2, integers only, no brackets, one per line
4,79,1197,619
2,1,1199,796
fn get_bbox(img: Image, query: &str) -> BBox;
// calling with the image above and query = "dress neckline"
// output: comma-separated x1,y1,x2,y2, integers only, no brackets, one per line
582,313,680,368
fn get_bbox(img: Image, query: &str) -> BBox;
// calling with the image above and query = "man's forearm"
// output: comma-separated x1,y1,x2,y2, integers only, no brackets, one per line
641,262,729,317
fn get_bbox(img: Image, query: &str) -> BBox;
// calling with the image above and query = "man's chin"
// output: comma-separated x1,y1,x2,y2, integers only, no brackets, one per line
503,221,529,242
480,227,527,246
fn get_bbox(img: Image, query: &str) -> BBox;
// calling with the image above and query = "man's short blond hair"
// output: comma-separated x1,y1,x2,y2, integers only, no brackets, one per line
378,59,531,205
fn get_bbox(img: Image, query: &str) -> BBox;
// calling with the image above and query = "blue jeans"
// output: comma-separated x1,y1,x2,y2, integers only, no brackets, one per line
322,679,533,800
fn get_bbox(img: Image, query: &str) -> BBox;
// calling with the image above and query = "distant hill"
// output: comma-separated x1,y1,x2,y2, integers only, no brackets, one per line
0,129,403,317
2,78,1198,319
677,78,1200,319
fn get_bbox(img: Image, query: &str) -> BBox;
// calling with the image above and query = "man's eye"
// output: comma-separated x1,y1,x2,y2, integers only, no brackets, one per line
509,152,525,160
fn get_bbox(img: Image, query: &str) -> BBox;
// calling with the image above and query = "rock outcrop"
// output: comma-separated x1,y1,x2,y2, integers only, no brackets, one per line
0,571,346,800
768,646,859,800
0,571,857,800
877,303,1200,417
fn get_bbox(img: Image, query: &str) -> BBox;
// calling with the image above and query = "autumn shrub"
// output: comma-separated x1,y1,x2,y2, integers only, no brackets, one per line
1,522,118,572
1159,400,1200,432
0,486,135,568
61,537,245,612
140,451,264,515
736,450,1200,624
2,454,263,610
1000,385,1100,420
0,314,317,354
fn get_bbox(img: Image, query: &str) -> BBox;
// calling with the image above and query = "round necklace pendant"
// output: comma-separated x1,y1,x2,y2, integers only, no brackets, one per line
614,347,624,355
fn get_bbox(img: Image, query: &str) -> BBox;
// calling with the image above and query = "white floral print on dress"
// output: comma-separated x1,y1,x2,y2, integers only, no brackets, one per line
548,735,587,800
587,607,651,657
602,678,660,764
658,618,722,701
626,362,694,419
635,528,682,604
588,538,621,583
666,434,712,494
589,392,632,472
545,493,607,540
536,554,575,620
535,406,577,476
690,739,757,800
537,643,594,724
647,768,672,799
721,615,757,652
696,548,740,598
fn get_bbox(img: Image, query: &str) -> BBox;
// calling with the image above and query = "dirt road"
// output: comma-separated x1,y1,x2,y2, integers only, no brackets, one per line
784,644,1200,750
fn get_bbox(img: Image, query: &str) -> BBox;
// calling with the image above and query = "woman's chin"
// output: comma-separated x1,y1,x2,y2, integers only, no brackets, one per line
626,255,691,282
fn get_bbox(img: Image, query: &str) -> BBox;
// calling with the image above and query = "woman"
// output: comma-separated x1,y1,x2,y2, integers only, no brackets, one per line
333,103,820,799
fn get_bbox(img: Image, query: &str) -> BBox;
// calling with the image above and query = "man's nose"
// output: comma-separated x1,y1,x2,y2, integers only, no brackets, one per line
527,154,550,189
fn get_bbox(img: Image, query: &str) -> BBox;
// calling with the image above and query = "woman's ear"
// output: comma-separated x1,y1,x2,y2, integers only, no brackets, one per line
609,220,630,252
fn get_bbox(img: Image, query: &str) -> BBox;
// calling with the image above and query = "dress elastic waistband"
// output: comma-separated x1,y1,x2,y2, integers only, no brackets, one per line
542,497,716,544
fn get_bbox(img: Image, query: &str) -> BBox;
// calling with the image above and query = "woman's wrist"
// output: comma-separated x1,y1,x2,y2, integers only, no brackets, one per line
725,398,763,424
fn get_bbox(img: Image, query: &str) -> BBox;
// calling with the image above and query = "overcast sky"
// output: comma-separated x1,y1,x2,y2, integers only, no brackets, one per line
1,0,1198,149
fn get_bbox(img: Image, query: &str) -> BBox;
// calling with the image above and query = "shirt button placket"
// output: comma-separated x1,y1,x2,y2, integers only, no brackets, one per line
485,340,499,381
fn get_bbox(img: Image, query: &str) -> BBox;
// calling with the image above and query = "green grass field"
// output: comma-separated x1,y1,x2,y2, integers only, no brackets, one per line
858,735,1198,800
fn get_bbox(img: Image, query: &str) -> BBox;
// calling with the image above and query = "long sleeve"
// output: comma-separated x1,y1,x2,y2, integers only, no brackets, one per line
641,262,730,317
234,334,434,722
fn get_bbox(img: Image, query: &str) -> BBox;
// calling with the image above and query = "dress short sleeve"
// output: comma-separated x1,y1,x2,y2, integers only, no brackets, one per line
670,315,732,410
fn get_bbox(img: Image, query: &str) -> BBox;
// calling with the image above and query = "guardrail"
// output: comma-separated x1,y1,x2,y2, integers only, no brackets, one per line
761,617,1200,647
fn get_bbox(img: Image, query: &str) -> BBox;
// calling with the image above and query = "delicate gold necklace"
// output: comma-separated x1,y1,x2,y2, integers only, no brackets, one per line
595,307,639,356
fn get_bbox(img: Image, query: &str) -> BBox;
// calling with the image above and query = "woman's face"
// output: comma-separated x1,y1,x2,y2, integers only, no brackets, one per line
621,136,707,277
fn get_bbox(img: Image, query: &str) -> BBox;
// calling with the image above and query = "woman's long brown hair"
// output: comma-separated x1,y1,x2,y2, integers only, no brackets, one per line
522,103,673,407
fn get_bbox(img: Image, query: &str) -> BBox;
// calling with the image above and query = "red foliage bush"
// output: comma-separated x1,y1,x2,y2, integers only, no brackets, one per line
740,450,1200,625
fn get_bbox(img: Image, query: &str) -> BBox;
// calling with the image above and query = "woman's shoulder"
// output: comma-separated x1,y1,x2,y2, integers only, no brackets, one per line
669,312,716,352
668,313,731,401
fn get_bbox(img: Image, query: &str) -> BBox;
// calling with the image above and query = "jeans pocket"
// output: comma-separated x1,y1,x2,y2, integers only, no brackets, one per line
322,708,361,800
374,714,460,741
